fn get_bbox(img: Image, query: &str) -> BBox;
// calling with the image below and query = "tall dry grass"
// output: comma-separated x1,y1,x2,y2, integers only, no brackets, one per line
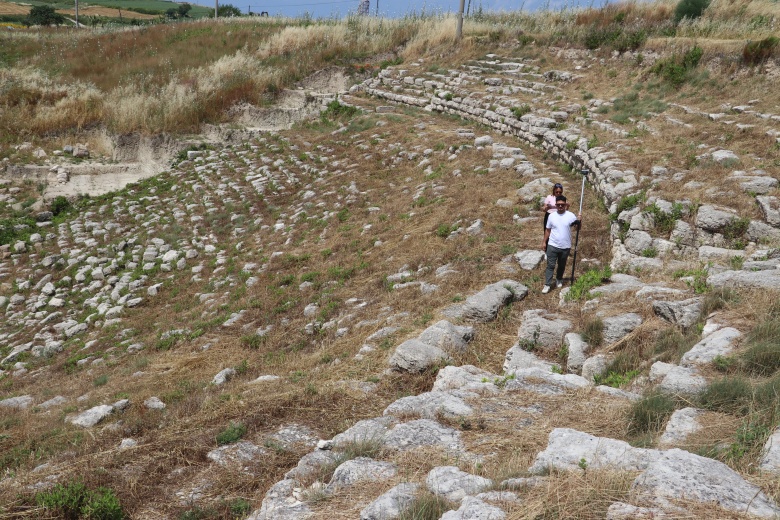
1,0,777,145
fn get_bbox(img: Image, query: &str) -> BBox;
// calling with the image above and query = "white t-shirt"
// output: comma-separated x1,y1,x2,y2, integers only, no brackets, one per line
546,211,578,249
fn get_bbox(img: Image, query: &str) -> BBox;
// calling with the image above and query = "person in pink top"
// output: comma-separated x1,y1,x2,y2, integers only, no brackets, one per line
541,183,569,231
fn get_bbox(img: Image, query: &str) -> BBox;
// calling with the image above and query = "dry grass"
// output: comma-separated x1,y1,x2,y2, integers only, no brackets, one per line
2,2,780,516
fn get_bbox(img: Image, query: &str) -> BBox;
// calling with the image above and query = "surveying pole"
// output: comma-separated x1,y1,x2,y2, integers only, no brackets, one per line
455,0,465,40
75,0,79,28
569,168,589,284
215,0,218,18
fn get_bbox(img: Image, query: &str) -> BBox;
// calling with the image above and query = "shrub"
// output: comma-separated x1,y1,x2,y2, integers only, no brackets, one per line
36,481,123,520
399,491,457,520
216,422,247,445
581,318,604,347
673,0,710,23
510,104,531,118
322,100,359,121
697,377,752,415
583,25,622,50
654,328,698,363
646,202,682,235
743,37,779,65
50,196,71,217
701,287,736,317
739,319,780,376
616,192,644,214
628,392,676,435
650,46,703,86
722,217,750,241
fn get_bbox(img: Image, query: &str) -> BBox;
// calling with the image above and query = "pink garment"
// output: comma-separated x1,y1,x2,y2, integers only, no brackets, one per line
543,194,557,214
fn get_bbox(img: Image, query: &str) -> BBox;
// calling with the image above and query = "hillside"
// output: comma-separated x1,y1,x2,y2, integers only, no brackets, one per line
1,2,780,519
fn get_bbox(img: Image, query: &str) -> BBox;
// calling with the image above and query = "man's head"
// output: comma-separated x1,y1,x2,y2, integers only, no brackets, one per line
555,195,567,213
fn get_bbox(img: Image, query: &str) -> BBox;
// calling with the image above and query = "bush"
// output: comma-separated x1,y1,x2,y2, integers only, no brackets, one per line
36,481,123,520
628,392,676,435
583,25,623,50
650,46,703,86
616,192,644,214
510,104,531,119
697,376,752,415
26,4,65,26
673,0,710,23
654,327,699,363
50,196,71,217
581,318,604,347
216,422,246,445
399,491,457,520
743,37,779,65
739,319,780,376
321,100,359,121
701,287,736,317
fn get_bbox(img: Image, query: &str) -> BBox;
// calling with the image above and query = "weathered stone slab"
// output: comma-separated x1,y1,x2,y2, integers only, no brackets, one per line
516,309,572,352
360,482,419,520
529,428,661,474
708,269,780,290
631,449,780,518
658,407,703,447
326,457,396,493
384,419,462,452
602,313,642,344
460,280,528,322
426,466,493,502
759,426,780,475
652,297,703,329
383,391,473,420
440,496,506,520
514,250,546,270
680,327,741,367
388,339,451,373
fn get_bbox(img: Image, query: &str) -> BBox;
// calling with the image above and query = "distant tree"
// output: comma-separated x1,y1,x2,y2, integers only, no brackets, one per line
209,4,242,17
674,0,710,23
165,7,178,18
27,5,65,26
177,3,192,17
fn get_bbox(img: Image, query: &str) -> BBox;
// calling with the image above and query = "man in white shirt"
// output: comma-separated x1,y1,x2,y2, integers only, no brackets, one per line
540,195,582,294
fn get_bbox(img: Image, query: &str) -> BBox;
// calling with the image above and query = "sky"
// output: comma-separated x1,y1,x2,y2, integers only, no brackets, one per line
228,0,603,18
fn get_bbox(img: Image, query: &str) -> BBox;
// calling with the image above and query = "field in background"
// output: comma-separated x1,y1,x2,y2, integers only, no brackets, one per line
0,0,212,18
0,1,26,14
56,6,158,19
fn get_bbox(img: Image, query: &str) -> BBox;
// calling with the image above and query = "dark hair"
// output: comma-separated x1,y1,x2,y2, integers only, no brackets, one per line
556,195,567,202
554,183,563,189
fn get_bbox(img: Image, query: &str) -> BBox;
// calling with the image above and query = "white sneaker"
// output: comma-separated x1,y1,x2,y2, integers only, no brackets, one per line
556,280,563,289
541,285,550,294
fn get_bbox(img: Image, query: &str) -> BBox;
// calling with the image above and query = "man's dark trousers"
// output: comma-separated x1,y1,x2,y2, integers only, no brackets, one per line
545,245,570,286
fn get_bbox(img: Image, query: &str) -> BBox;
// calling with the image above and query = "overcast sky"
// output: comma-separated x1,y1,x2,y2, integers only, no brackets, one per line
232,0,606,18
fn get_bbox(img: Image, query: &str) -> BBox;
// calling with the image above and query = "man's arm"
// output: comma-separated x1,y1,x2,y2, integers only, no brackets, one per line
541,227,551,251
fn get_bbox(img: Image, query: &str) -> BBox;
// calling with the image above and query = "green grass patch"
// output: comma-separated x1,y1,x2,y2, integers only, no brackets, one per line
36,480,124,520
216,422,246,446
566,266,611,301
